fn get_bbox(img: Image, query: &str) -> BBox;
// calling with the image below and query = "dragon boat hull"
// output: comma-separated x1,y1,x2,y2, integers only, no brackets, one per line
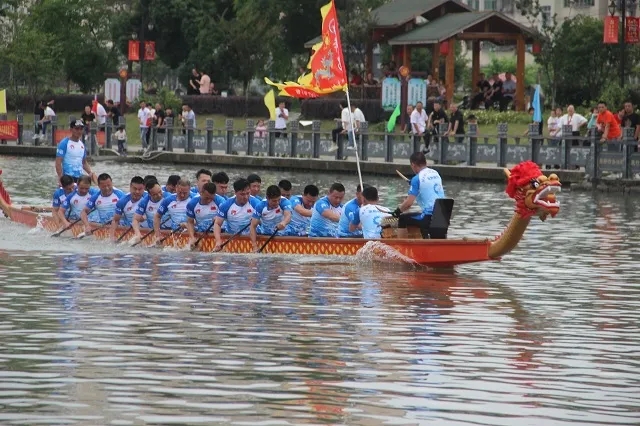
10,206,494,268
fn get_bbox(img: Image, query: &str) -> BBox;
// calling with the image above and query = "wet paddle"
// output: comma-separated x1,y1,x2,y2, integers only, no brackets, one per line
396,170,410,182
52,208,96,237
77,219,112,239
257,228,279,253
156,227,183,246
216,223,251,251
191,221,215,250
116,225,133,243
130,217,171,247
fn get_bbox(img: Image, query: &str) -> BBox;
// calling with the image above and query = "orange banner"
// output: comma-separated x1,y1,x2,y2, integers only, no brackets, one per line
0,121,18,140
144,41,156,61
128,40,140,61
626,17,640,43
54,130,105,147
604,16,619,44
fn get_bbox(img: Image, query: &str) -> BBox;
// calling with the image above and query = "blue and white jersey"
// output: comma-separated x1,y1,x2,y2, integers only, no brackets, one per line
250,194,263,203
217,196,261,234
52,187,74,208
309,196,343,238
56,138,86,178
337,198,362,238
252,198,292,235
190,186,200,196
61,188,99,220
135,194,169,229
354,204,391,239
186,194,226,232
285,195,312,236
114,193,144,226
161,185,174,196
85,189,126,224
409,167,445,217
157,195,192,230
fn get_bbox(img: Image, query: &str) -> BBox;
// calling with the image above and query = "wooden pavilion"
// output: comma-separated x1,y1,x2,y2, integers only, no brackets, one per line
305,0,536,111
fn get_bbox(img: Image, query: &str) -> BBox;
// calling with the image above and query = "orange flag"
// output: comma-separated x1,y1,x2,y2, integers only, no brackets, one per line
265,0,347,98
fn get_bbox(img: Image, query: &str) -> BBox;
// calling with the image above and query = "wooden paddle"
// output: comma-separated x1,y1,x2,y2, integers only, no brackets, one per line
190,221,215,251
131,217,171,247
156,227,183,246
116,225,133,243
52,208,96,237
257,228,279,253
396,170,410,182
77,219,112,239
216,222,251,251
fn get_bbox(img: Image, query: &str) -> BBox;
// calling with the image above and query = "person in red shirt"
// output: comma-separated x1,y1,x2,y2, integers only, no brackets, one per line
350,70,362,86
596,101,622,143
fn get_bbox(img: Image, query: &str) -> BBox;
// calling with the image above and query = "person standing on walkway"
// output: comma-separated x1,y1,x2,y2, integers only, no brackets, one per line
341,102,365,151
411,101,429,153
137,101,151,150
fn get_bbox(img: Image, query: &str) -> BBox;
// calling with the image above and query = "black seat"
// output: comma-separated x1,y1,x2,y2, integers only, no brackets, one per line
430,198,454,239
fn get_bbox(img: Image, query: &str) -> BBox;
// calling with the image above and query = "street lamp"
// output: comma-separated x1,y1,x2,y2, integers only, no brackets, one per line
609,0,639,87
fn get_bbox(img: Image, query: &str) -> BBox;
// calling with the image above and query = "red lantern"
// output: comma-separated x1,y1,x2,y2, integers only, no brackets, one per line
439,41,449,56
532,42,541,54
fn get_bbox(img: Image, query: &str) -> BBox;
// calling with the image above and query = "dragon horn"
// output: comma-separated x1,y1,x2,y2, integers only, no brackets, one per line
503,168,511,179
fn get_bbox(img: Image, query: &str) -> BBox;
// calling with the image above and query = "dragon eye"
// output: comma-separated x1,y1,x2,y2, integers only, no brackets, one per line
530,179,539,188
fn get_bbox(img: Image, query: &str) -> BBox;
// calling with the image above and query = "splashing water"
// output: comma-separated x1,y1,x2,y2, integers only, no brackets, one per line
28,214,47,235
355,240,418,266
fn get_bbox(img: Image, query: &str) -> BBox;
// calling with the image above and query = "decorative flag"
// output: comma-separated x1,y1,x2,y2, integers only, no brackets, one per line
625,17,640,44
387,104,401,133
603,16,619,44
128,40,140,61
264,0,347,98
263,90,277,120
532,84,542,124
144,41,156,61
0,89,6,114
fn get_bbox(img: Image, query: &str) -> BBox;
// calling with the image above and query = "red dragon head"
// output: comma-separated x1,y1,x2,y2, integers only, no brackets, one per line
504,161,561,221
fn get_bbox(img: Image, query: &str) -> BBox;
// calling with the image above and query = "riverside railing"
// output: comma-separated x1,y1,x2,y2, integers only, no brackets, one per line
3,114,639,179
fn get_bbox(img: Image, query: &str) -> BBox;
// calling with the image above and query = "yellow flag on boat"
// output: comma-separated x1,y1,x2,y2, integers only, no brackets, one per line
263,89,277,120
0,90,6,114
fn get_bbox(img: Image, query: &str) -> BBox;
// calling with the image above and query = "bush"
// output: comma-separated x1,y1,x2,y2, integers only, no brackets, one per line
467,109,531,125
182,95,291,117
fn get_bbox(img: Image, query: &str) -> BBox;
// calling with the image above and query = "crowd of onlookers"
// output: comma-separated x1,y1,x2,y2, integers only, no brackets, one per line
187,68,217,96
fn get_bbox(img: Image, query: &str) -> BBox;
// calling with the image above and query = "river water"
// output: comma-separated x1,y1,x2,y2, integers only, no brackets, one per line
0,156,638,426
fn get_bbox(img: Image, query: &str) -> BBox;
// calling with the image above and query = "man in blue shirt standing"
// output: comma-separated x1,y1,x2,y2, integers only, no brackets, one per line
54,120,96,184
391,151,446,239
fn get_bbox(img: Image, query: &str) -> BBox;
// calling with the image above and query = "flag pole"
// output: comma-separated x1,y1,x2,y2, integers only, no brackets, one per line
344,87,364,191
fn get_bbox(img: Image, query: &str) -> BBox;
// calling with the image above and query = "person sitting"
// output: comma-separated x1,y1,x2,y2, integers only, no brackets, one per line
249,185,292,252
350,186,391,239
471,73,491,109
391,152,446,239
308,183,345,238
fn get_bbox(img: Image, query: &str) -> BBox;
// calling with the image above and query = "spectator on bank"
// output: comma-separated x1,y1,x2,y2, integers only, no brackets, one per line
587,107,599,135
209,82,218,95
33,101,45,140
411,101,428,150
402,104,414,133
106,99,121,127
81,105,96,137
363,72,378,86
597,101,622,145
547,109,560,139
341,102,365,151
180,103,196,134
42,101,55,136
188,68,201,95
95,101,108,130
331,101,346,145
137,101,151,149
558,105,588,140
501,73,516,111
113,125,127,156
154,103,166,136
255,119,267,138
622,101,640,144
275,101,288,138
445,104,465,142
199,71,211,95
350,69,362,86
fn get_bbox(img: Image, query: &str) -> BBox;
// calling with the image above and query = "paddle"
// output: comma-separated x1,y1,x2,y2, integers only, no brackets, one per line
116,225,133,243
396,170,410,182
52,208,95,237
257,228,279,253
155,227,183,246
216,222,251,252
190,221,215,250
77,219,112,239
131,217,171,247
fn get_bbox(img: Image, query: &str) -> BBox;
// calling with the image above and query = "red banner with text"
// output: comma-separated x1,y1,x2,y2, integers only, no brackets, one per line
626,17,640,43
128,40,140,61
0,121,18,140
144,41,156,61
604,17,619,44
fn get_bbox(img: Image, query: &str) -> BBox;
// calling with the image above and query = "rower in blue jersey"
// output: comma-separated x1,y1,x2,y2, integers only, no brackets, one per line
338,184,370,238
247,173,262,201
130,179,167,244
153,179,192,244
391,151,446,239
212,171,230,200
186,182,226,247
54,120,96,184
51,175,76,228
162,174,180,195
109,176,146,241
284,184,319,236
308,182,346,237
191,169,212,196
213,178,260,251
58,175,99,226
351,186,391,239
249,185,292,252
81,173,125,233
278,179,293,199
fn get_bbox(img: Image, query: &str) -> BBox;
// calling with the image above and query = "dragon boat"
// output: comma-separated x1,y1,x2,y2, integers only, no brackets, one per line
0,161,561,268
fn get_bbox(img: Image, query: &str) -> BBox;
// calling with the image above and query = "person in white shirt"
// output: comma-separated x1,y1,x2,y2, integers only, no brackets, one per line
275,101,288,137
41,101,56,138
113,126,127,155
410,101,429,151
341,103,366,150
137,101,151,149
96,102,108,128
558,104,588,139
547,109,560,139
181,103,196,133
501,73,516,110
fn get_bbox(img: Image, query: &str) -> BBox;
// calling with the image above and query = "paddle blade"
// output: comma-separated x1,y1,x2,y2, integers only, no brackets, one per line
0,170,11,205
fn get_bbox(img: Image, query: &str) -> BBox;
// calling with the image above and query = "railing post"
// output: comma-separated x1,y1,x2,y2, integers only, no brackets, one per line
50,115,58,147
561,124,572,169
267,120,276,157
92,122,99,156
289,121,299,158
105,118,113,149
150,124,158,151
438,125,448,164
312,120,321,159
497,123,508,167
186,118,195,153
623,127,634,179
164,117,174,152
205,119,214,154
467,123,477,166
590,130,600,184
336,129,345,160
246,119,255,156
528,123,540,164
385,129,393,163
412,132,421,154
360,121,369,161
32,114,40,145
225,119,234,154
17,113,24,146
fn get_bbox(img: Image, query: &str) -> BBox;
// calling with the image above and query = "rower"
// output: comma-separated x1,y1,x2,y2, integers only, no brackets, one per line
131,179,167,243
81,173,125,234
144,175,157,186
284,184,319,236
247,173,262,200
391,151,447,239
58,175,99,227
249,185,292,252
350,186,391,239
109,176,145,241
192,168,212,196
54,119,96,184
338,184,370,238
153,178,192,245
52,175,76,228
278,179,293,199
162,174,180,195
186,182,225,247
213,178,260,251
212,172,229,199
309,182,345,238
